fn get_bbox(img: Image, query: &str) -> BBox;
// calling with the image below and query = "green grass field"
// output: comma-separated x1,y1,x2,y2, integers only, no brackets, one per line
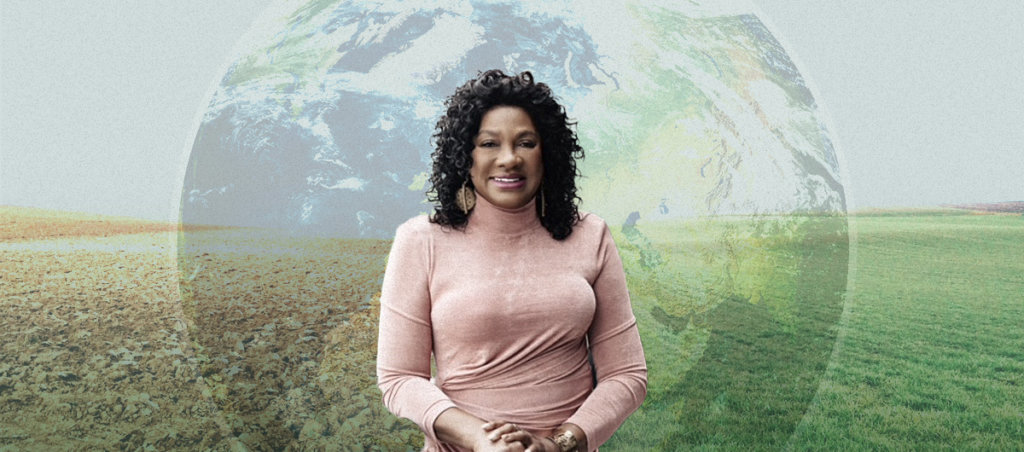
606,211,1023,450
787,213,1024,451
607,213,849,450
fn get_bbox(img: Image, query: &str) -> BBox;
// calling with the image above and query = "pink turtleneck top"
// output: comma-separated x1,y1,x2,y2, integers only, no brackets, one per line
376,194,647,451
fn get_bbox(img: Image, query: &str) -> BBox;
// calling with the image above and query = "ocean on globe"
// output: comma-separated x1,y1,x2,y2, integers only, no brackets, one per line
177,1,849,449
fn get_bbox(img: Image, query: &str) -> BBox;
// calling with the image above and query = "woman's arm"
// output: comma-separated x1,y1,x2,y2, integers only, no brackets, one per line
376,219,458,445
377,219,536,451
434,407,489,447
561,223,648,450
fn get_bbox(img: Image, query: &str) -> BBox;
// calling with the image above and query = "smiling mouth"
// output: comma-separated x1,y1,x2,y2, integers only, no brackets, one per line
490,176,527,189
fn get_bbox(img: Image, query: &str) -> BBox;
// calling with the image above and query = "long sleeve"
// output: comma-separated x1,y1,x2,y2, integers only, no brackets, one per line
376,218,457,445
564,223,648,450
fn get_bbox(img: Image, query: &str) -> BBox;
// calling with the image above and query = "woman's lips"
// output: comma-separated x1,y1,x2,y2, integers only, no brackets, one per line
490,176,526,189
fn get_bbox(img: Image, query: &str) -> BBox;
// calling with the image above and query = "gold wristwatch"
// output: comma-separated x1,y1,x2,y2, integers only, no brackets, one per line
552,429,579,452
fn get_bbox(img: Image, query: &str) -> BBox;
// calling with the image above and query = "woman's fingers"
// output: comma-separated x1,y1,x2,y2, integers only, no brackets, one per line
483,421,520,441
499,430,532,445
489,425,519,441
482,421,547,451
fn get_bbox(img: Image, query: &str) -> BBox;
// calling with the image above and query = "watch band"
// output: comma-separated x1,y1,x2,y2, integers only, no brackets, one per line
552,429,578,452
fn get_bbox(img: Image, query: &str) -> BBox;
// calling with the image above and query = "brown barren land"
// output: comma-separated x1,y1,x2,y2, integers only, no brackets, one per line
0,206,225,241
0,208,418,451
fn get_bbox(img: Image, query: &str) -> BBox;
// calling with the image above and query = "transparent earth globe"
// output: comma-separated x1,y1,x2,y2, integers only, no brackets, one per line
178,1,849,449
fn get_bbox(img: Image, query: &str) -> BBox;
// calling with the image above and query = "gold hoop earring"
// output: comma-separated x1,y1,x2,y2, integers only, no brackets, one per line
455,179,476,215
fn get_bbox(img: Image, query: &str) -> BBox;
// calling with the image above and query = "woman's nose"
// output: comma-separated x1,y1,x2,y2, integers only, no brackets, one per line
497,144,521,167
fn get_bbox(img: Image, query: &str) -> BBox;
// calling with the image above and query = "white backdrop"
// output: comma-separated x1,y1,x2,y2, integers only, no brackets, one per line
2,1,1022,221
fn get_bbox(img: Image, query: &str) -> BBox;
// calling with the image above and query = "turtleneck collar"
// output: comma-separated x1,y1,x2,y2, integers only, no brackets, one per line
467,193,542,235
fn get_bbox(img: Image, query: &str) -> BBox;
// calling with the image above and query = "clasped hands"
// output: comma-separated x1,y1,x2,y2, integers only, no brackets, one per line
473,421,558,452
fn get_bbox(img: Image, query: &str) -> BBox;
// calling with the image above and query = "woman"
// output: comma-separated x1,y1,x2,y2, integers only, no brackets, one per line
377,70,646,452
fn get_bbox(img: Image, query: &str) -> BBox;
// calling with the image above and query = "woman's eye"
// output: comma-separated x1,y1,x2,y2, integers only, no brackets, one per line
518,141,537,148
480,142,497,148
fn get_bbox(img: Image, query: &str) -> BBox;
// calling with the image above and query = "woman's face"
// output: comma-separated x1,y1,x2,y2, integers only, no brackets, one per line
469,105,544,210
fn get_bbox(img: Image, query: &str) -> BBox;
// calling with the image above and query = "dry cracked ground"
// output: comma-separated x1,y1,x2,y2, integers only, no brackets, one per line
1,207,422,451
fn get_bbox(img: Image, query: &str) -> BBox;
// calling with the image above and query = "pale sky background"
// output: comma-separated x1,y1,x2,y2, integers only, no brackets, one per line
2,1,1022,222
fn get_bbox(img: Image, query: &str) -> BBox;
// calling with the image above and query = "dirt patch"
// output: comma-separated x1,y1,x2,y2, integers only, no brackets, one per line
1,221,422,450
1,231,230,449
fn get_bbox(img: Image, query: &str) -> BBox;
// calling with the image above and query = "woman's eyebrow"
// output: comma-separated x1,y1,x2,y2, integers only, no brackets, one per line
475,129,539,139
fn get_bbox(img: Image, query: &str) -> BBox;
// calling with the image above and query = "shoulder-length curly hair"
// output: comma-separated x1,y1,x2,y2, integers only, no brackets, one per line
427,69,584,240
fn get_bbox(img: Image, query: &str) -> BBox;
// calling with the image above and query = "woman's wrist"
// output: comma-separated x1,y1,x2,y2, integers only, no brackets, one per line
433,407,490,449
550,423,587,452
538,436,560,452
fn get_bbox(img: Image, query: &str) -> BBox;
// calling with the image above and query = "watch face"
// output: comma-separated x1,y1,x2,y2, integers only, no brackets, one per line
554,430,578,451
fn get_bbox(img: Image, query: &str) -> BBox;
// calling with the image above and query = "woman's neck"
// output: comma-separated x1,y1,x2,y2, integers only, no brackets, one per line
467,194,541,235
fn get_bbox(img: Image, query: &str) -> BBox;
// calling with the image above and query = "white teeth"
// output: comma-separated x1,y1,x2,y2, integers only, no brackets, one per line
493,177,521,182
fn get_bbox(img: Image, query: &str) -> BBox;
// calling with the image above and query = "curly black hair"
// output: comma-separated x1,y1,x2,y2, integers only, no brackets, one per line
427,69,585,240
